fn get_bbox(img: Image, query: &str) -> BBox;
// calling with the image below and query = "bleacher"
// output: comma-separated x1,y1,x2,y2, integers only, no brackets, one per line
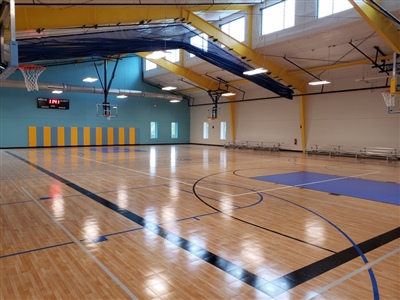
306,144,399,161
224,140,281,152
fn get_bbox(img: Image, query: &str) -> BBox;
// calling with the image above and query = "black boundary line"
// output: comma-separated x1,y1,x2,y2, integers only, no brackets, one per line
6,151,400,298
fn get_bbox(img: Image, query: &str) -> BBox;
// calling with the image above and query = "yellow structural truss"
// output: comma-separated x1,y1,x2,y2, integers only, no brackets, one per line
348,0,400,54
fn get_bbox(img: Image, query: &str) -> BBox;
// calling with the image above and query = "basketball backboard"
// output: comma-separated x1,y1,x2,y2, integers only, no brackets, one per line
0,0,18,80
96,103,118,120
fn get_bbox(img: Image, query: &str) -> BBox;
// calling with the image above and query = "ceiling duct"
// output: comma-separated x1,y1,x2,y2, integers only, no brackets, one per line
0,80,183,101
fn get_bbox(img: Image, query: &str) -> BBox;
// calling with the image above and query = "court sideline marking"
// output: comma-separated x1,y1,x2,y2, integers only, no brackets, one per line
20,187,139,300
304,247,400,300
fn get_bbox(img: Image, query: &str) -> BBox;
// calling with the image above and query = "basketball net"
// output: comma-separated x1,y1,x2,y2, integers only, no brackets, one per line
381,90,396,107
18,64,46,91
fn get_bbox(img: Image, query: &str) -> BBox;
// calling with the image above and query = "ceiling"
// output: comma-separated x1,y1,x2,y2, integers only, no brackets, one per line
2,0,400,104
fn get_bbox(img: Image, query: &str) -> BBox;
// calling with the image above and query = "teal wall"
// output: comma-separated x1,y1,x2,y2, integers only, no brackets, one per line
0,56,190,148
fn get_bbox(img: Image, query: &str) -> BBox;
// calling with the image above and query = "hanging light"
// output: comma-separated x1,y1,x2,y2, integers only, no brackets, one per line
243,68,268,75
308,80,331,85
117,94,128,98
162,86,177,91
221,92,236,96
170,99,181,103
52,90,63,94
83,77,98,82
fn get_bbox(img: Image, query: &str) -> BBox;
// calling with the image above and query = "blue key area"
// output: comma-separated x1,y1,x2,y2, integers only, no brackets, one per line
90,147,147,153
253,172,399,205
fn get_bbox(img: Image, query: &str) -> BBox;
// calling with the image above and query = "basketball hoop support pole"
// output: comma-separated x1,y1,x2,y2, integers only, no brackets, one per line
390,53,398,94
93,58,120,118
207,90,221,120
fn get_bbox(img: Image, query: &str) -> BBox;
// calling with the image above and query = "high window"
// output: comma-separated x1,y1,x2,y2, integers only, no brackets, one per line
189,33,208,57
150,121,158,139
203,122,209,139
145,59,157,71
171,122,178,139
221,17,245,43
318,0,353,18
261,0,295,35
220,122,227,140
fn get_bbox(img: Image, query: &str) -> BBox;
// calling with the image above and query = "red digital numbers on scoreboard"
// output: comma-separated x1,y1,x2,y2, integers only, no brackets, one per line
37,97,69,110
48,99,60,105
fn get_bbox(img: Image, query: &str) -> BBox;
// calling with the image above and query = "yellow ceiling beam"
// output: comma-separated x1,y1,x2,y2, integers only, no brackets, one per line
287,54,393,75
15,5,248,30
15,5,307,92
137,52,235,94
188,5,251,12
348,0,400,53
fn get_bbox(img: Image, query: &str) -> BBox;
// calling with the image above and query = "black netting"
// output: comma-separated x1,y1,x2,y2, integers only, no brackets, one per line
17,24,293,99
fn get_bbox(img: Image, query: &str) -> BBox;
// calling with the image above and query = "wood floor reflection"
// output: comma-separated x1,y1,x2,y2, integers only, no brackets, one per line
1,145,399,300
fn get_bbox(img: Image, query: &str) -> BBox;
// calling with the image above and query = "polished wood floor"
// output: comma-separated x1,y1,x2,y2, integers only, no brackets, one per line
1,145,399,300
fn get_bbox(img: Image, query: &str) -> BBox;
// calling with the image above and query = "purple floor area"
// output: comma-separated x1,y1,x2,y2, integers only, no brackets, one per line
253,172,399,205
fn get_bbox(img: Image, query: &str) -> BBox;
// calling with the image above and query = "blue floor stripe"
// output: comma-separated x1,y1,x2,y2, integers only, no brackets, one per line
0,242,74,259
253,172,400,205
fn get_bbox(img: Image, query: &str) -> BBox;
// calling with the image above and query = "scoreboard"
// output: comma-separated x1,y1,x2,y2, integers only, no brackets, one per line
37,97,69,110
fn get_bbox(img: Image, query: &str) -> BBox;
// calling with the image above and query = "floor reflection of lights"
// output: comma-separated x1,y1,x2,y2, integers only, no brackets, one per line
83,217,100,249
117,186,128,208
170,147,176,174
150,147,156,176
49,182,65,220
50,195,65,221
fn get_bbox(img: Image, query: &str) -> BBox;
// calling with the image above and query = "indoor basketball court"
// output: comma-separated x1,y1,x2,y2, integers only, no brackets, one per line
0,0,399,299
1,145,399,299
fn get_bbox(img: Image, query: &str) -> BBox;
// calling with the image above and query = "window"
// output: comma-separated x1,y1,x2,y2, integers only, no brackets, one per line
171,122,178,139
318,0,353,18
203,122,209,139
221,17,245,43
261,0,295,35
145,59,157,71
220,122,227,140
150,121,158,139
189,33,208,57
165,49,180,63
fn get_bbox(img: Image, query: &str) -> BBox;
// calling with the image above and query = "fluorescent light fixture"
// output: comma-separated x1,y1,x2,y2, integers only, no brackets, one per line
146,51,166,59
222,92,236,97
162,86,177,91
243,68,268,75
170,99,181,103
52,90,63,94
308,80,331,86
83,77,98,83
117,95,128,99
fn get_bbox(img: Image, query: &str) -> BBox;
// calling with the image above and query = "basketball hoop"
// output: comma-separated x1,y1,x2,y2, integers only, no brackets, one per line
18,64,46,91
106,115,111,121
382,90,396,107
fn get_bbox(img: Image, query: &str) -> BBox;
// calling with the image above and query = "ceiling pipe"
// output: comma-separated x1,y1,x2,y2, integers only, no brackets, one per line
0,80,183,101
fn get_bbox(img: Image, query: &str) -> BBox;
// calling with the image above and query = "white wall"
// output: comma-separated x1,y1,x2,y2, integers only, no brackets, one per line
190,90,400,150
307,90,400,149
